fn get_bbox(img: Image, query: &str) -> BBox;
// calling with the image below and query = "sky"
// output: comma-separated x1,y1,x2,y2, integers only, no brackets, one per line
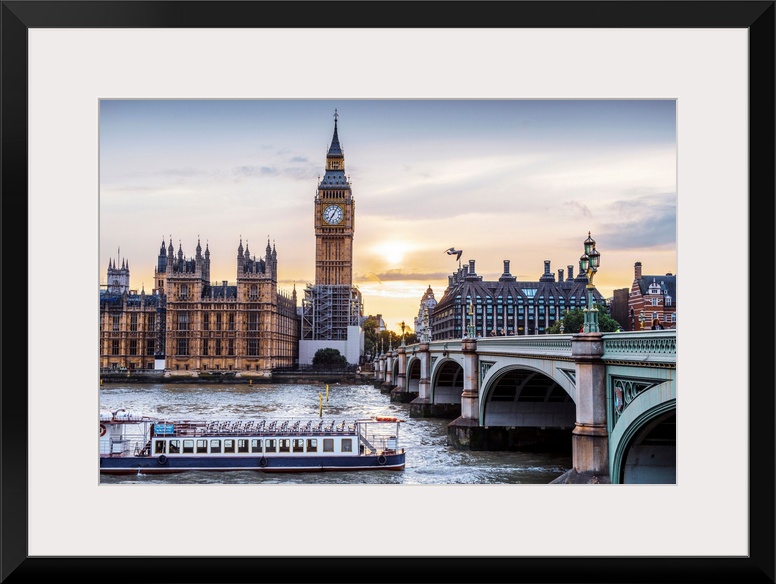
99,99,676,333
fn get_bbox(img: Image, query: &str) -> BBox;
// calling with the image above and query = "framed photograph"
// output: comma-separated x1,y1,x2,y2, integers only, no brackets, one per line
4,1,773,582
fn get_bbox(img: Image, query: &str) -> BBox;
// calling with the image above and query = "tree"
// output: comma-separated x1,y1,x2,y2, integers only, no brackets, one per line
546,307,621,334
312,348,348,370
363,318,377,358
403,331,418,345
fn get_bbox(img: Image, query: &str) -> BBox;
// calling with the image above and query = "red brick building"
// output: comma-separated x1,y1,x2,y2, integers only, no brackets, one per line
626,261,676,330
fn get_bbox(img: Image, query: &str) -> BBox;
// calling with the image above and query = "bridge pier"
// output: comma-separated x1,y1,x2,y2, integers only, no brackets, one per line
552,332,611,484
372,354,385,388
409,343,441,415
447,338,485,446
380,350,395,393
390,344,417,403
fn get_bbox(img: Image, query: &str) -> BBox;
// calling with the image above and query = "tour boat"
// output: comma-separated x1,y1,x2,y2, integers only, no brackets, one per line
99,409,405,474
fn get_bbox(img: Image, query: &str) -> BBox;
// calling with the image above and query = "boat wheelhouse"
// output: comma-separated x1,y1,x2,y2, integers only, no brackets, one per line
99,410,405,474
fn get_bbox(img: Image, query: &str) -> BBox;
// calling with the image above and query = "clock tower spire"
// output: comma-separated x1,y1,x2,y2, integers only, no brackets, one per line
300,110,364,366
314,108,354,286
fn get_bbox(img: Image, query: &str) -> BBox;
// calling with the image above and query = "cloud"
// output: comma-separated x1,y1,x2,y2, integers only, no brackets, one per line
598,193,677,250
162,167,209,177
233,165,278,177
355,270,451,283
563,200,594,217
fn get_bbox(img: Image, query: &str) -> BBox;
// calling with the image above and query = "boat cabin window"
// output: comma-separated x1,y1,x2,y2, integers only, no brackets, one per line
251,439,262,453
183,440,194,454
279,439,291,453
210,439,221,453
265,439,276,452
224,439,235,454
154,441,166,454
238,439,249,453
196,439,208,453
323,439,334,452
292,439,304,453
169,440,180,454
307,439,317,452
342,438,352,452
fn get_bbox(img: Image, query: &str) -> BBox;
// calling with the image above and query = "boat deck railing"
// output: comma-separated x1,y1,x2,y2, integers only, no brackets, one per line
140,419,389,438
103,416,401,443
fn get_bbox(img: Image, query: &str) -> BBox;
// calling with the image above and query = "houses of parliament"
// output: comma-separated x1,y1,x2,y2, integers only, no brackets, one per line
99,111,363,375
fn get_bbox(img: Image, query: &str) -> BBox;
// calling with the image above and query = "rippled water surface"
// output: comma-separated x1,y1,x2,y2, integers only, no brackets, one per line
99,382,571,485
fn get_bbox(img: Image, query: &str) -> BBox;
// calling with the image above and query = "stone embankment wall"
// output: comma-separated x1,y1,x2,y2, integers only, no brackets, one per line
100,371,375,385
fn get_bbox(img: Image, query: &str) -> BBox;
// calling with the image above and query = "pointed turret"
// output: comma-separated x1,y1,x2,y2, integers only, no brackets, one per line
328,108,343,157
157,237,168,274
237,238,245,272
319,109,347,186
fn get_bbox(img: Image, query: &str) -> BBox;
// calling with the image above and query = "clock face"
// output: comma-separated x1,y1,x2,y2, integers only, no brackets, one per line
323,205,344,225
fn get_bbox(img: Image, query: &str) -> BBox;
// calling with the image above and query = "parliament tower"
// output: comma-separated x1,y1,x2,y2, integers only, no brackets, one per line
300,110,364,365
314,109,354,286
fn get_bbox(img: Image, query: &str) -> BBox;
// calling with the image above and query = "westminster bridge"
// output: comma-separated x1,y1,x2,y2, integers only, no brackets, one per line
372,330,676,484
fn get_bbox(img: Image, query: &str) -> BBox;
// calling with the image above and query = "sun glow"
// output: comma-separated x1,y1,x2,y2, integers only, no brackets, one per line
370,240,415,266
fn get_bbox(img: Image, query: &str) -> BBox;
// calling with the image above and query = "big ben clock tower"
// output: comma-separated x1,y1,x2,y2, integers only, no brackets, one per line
300,110,364,365
314,109,354,286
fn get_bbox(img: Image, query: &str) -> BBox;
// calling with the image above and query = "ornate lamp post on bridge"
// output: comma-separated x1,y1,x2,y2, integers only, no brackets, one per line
639,310,646,330
580,232,601,333
466,300,476,339
400,320,406,347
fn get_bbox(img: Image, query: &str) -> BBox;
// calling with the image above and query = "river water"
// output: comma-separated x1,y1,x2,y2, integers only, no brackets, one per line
99,382,571,485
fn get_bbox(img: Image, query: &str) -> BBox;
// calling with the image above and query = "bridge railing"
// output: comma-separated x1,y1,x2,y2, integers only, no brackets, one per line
474,335,574,356
405,330,676,366
601,330,676,365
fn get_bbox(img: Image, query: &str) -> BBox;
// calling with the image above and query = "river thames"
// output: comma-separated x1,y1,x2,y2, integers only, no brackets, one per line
99,382,572,485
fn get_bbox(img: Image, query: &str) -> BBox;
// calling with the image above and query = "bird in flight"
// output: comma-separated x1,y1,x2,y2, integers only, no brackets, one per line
444,247,463,262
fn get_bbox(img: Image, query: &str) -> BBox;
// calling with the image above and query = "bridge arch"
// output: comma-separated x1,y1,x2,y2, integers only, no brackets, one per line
405,356,421,393
391,358,399,385
610,392,676,484
430,357,464,405
481,365,576,429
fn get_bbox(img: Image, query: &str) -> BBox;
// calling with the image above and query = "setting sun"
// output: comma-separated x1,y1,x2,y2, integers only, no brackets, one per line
370,240,415,267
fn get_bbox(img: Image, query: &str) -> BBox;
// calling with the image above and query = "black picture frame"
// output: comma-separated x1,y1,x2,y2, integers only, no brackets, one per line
2,2,773,583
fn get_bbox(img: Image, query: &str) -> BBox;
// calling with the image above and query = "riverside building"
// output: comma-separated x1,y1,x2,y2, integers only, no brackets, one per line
99,237,300,375
430,258,608,339
626,261,677,330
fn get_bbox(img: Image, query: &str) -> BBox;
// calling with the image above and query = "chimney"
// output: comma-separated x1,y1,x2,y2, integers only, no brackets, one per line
567,265,574,280
499,259,516,283
540,260,555,282
558,268,565,282
469,259,476,274
634,262,642,280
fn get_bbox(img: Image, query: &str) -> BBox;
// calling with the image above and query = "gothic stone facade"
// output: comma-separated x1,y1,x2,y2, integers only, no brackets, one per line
100,237,300,375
